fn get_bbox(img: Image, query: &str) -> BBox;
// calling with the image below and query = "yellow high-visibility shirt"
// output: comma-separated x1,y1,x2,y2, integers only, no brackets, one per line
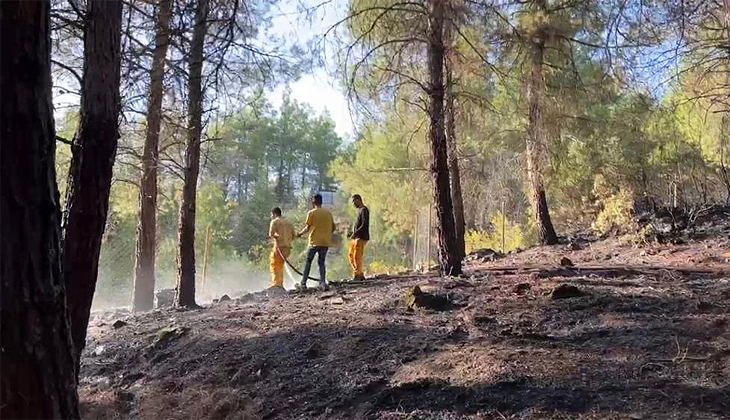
269,217,295,248
305,207,334,247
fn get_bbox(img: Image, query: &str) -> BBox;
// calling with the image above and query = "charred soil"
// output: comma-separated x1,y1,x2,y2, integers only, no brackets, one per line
80,229,730,419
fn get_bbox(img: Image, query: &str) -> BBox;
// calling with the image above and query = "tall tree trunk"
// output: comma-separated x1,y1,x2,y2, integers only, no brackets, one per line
237,170,244,203
132,0,173,312
427,0,462,276
722,0,730,203
276,156,285,202
444,13,466,260
0,1,80,417
62,0,123,361
176,0,209,308
301,162,307,191
525,34,559,245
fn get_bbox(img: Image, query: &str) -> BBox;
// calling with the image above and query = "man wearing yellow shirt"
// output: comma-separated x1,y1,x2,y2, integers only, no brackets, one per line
296,194,335,291
268,207,295,289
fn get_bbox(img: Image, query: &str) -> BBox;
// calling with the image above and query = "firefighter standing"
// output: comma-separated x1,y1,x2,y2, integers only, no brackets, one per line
268,207,295,289
296,194,335,291
348,194,369,281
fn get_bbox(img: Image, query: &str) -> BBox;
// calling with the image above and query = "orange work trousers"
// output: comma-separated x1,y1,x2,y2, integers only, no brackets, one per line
348,239,368,277
270,246,291,288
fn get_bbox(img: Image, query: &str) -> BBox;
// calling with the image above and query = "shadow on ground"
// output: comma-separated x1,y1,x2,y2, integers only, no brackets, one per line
80,261,730,420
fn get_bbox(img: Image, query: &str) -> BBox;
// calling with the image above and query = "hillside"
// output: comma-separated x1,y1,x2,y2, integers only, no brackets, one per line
79,226,730,420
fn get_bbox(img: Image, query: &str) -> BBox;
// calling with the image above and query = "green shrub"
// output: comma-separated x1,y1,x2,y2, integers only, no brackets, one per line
465,212,528,254
368,261,409,275
591,175,637,235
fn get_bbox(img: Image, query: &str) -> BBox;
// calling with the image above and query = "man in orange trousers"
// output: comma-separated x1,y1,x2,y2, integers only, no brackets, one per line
348,194,370,281
268,207,295,288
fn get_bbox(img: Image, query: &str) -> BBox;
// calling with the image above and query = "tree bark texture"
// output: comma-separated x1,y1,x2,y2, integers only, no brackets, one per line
62,0,123,361
0,1,80,417
176,0,209,308
525,34,559,246
133,0,173,312
427,0,463,276
444,13,466,260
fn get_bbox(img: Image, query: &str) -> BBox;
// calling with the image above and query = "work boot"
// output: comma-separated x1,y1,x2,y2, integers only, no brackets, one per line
294,283,307,292
320,281,330,292
354,274,366,281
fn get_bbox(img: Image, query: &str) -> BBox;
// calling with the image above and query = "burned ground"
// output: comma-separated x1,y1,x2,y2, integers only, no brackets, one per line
80,231,730,420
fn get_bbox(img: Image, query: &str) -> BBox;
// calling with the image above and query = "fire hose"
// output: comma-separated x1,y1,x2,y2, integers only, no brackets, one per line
275,245,322,282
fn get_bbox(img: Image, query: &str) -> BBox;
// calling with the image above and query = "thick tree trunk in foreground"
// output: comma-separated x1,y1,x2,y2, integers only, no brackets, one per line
0,1,80,417
525,32,559,246
133,0,173,312
444,17,466,260
176,0,209,308
63,0,123,360
427,0,462,276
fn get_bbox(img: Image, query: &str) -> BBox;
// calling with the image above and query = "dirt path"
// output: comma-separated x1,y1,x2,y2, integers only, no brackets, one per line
80,236,730,420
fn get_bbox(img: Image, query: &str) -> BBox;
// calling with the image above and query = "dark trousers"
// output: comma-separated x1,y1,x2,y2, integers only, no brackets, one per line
302,246,328,286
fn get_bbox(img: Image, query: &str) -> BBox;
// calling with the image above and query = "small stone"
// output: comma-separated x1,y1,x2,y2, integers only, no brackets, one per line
513,283,531,295
628,413,643,420
473,315,497,325
318,292,336,300
112,319,127,329
236,293,255,304
266,287,288,298
466,248,502,262
331,297,345,305
404,286,452,311
567,242,582,251
121,371,144,385
551,284,584,300
711,318,727,328
115,390,135,403
219,294,231,302
696,300,715,311
304,344,322,359
560,257,574,267
154,288,176,308
152,326,189,348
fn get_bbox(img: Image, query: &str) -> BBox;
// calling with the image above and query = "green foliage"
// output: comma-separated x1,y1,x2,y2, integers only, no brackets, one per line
368,261,408,275
465,212,528,254
591,176,637,236
77,0,730,308
55,111,78,204
331,111,429,234
232,185,277,262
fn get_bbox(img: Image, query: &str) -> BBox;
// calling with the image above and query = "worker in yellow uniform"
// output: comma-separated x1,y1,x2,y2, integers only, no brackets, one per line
268,207,295,289
348,194,370,281
296,194,335,291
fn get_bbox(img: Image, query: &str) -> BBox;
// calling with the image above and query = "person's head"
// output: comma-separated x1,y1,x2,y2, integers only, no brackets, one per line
312,193,323,208
271,207,282,219
352,194,363,208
